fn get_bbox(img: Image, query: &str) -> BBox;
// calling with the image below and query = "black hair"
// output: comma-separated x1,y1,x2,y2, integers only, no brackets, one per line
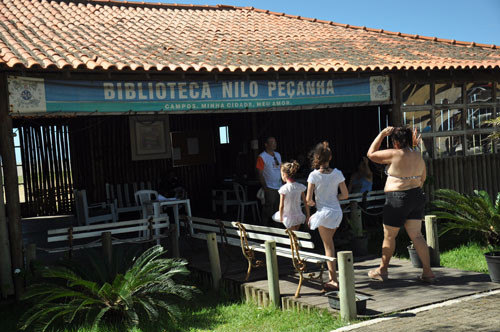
390,127,413,149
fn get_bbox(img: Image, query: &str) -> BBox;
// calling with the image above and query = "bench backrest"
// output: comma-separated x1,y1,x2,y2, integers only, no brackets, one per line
106,182,159,208
339,190,386,211
190,216,314,251
48,217,169,244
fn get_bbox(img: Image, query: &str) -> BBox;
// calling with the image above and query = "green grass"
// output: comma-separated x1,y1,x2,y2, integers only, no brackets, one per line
440,242,495,273
2,289,347,332
165,293,347,332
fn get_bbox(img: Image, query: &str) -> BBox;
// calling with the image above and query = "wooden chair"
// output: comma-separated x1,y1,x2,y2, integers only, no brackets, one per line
74,189,116,226
232,182,261,223
105,183,142,218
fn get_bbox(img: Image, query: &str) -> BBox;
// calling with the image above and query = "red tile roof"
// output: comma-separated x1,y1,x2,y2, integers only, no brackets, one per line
1,0,500,72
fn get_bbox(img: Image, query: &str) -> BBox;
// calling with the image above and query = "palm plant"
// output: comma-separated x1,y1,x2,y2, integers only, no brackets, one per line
432,189,500,246
485,117,500,142
19,245,197,332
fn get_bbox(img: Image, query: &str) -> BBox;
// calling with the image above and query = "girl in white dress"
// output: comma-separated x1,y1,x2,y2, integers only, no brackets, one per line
306,142,349,291
272,161,310,231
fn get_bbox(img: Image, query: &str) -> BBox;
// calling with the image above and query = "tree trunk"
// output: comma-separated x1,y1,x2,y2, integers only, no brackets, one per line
0,73,24,298
0,163,14,298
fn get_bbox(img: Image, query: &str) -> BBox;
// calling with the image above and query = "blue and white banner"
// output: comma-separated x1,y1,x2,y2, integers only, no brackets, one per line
8,75,390,114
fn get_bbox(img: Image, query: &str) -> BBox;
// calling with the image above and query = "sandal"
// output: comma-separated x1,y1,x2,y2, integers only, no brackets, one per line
322,280,339,292
368,269,388,281
417,275,437,284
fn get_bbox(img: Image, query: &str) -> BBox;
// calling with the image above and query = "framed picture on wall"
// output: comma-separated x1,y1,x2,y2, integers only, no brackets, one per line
129,115,171,160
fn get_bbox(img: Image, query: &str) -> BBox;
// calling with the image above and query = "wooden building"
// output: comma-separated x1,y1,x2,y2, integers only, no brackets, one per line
0,0,499,296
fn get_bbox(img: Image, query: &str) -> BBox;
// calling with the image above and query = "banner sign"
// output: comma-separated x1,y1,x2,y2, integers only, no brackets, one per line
8,76,390,114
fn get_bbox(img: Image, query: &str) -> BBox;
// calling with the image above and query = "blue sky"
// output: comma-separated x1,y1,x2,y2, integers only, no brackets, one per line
129,0,500,45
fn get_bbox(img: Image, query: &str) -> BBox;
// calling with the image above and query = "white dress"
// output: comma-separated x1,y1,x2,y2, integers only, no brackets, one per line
307,168,345,230
272,181,307,228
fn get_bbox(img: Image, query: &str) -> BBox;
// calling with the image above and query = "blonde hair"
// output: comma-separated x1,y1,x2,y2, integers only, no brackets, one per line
281,160,300,179
310,141,331,169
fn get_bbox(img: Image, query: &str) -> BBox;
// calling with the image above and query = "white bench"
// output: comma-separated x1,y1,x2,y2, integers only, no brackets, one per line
340,190,386,213
45,217,170,256
190,216,335,298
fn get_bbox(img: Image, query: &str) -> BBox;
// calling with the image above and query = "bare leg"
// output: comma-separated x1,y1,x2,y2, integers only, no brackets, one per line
405,219,434,278
289,224,301,231
377,224,400,275
318,226,338,286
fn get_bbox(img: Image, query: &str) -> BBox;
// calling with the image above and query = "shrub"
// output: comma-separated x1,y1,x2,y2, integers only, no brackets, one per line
19,245,197,332
432,189,500,246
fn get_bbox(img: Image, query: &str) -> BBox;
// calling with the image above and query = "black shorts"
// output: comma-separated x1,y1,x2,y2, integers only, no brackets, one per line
383,187,425,228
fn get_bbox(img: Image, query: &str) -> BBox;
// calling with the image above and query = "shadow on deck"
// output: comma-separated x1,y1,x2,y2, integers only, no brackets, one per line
21,217,500,317
182,237,500,317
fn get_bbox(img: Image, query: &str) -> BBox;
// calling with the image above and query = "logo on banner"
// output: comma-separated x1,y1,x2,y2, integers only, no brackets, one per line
7,76,47,113
370,76,390,101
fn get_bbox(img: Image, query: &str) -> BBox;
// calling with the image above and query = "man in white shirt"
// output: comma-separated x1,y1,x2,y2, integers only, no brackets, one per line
256,137,282,225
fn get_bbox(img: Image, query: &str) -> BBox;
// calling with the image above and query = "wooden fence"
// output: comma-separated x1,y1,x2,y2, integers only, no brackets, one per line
16,121,73,216
424,154,500,203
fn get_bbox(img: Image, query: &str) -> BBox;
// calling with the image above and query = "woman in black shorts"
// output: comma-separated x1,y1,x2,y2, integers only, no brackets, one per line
366,126,435,283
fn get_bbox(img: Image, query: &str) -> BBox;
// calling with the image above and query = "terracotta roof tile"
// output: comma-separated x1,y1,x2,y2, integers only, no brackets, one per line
0,0,499,72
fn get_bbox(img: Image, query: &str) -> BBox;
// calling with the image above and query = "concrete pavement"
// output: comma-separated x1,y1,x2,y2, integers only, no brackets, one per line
334,289,500,332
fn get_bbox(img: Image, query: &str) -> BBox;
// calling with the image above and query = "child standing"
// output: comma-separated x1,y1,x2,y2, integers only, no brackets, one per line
306,142,349,291
272,161,310,231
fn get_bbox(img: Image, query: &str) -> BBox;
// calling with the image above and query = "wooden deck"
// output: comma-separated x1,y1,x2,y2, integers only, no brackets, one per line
20,218,500,317
183,239,500,317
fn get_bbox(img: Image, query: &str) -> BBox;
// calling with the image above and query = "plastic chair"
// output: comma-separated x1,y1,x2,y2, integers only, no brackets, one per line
134,190,159,218
232,182,261,223
134,189,161,237
74,189,116,226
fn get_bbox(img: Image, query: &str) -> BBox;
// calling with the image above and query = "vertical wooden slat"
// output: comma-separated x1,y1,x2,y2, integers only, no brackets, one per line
57,125,69,212
116,184,123,208
487,154,495,197
495,154,500,196
444,158,450,189
457,156,464,194
62,125,73,212
34,126,47,214
481,155,488,193
464,155,472,194
50,126,62,212
452,157,459,192
472,155,479,190
41,126,52,212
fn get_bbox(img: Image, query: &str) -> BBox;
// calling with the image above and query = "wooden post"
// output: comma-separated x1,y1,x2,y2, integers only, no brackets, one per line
425,215,440,267
101,232,112,266
206,232,221,291
349,201,362,237
265,240,280,307
0,168,14,298
338,251,357,321
25,243,37,275
0,73,24,298
170,224,180,258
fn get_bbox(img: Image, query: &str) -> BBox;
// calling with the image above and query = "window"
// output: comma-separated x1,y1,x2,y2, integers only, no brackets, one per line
402,83,431,106
401,80,499,158
435,83,463,105
466,107,493,129
466,82,492,104
219,126,229,144
403,110,431,132
435,108,463,132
